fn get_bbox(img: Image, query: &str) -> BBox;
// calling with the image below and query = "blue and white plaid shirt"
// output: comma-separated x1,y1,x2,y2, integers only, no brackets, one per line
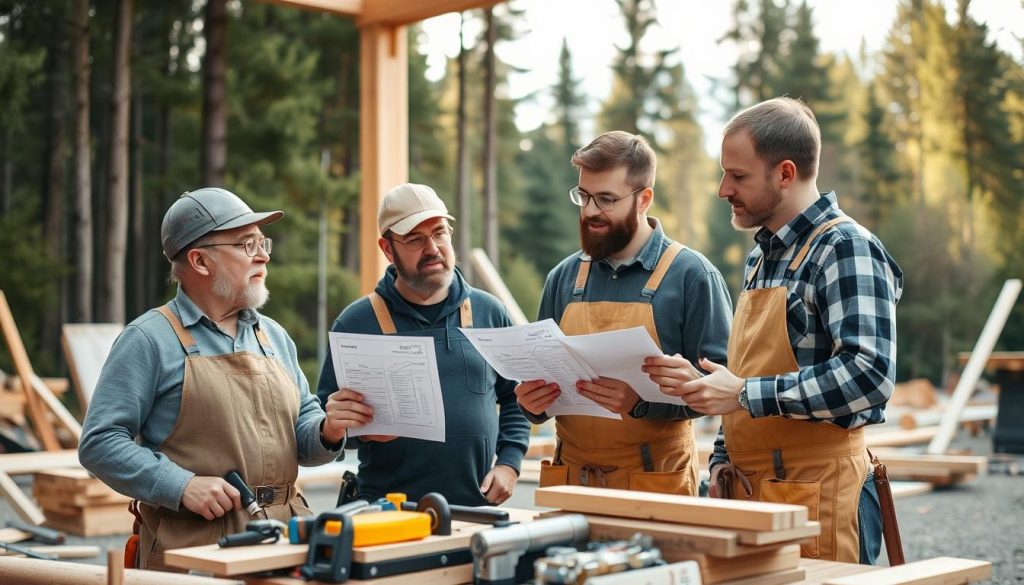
711,192,904,469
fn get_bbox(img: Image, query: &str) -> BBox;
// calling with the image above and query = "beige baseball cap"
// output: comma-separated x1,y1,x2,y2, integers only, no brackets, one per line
377,183,455,236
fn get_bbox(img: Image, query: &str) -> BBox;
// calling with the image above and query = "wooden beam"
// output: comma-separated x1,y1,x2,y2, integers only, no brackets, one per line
359,24,408,295
470,248,529,325
0,545,100,559
357,0,503,28
0,471,46,525
246,564,473,585
30,375,82,442
257,0,361,17
822,556,990,585
61,323,123,409
0,450,80,475
0,290,61,450
929,279,1021,454
0,556,244,584
534,486,808,532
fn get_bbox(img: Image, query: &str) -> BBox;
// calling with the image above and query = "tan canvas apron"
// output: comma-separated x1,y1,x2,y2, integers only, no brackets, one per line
136,305,312,572
722,217,868,562
538,242,700,496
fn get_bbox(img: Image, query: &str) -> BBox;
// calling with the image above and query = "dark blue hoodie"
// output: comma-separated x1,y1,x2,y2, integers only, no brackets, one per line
316,266,530,506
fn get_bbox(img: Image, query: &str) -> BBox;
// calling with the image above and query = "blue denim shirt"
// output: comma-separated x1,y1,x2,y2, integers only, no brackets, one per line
534,217,734,421
79,288,341,511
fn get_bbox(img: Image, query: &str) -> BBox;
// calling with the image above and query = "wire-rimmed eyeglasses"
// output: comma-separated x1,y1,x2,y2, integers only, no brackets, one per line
194,236,273,257
569,185,646,212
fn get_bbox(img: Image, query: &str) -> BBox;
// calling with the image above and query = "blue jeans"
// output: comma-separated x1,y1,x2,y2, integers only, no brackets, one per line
858,471,883,565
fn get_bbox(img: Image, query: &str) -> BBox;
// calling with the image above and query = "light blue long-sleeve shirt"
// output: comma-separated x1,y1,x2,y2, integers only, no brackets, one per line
79,288,341,511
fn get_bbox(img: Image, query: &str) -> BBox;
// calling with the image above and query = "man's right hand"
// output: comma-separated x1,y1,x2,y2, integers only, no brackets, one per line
514,380,559,415
181,476,241,521
324,389,397,443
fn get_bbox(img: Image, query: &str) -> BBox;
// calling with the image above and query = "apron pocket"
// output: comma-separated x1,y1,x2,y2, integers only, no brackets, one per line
150,513,221,570
539,460,568,488
760,478,821,558
629,469,692,495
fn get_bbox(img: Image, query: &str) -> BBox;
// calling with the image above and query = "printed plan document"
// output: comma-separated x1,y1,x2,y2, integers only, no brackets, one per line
458,320,618,418
460,320,687,417
328,332,445,442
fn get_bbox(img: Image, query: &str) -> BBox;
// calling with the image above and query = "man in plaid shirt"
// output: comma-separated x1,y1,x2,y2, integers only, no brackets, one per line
644,97,903,564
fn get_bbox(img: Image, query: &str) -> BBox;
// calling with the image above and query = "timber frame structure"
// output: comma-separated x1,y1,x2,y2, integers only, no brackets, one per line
261,0,503,294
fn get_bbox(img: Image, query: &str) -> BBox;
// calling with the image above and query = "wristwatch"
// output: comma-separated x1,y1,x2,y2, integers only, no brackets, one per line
629,399,650,419
737,385,750,412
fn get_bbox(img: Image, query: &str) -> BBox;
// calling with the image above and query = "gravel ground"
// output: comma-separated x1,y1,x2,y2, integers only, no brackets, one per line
1,433,1020,583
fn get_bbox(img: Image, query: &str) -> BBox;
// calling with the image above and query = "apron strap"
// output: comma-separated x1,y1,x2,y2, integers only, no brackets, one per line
157,305,200,356
459,298,473,328
368,292,397,335
745,255,765,289
641,241,685,298
571,258,591,301
787,216,853,273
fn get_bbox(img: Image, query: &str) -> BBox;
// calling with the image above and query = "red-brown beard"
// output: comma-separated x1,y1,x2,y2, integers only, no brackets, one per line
579,197,639,259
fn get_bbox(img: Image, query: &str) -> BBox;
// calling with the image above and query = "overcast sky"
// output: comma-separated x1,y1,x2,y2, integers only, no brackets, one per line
419,0,1023,154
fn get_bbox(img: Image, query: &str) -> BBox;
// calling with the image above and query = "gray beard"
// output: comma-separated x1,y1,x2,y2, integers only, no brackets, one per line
212,269,269,310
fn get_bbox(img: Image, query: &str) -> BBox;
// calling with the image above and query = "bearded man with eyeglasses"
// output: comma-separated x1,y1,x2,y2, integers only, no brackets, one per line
79,188,344,571
315,183,530,507
514,131,733,496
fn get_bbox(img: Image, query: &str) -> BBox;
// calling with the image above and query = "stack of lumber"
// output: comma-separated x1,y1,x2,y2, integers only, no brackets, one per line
32,468,133,536
535,485,816,584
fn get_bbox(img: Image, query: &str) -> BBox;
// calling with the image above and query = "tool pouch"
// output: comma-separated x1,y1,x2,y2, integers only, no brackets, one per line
708,462,752,499
124,500,142,569
869,450,905,565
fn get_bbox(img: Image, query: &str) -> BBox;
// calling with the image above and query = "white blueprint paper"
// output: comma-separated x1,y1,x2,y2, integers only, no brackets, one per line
561,326,686,406
328,332,445,442
458,320,620,419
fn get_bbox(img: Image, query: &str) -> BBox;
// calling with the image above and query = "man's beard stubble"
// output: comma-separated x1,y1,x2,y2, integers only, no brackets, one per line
579,198,640,260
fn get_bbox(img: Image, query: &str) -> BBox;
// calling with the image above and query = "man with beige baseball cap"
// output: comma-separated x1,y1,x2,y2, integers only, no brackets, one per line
316,183,530,506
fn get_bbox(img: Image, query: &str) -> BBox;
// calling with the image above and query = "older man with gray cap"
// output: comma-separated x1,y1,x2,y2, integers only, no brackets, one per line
80,188,344,572
315,183,530,507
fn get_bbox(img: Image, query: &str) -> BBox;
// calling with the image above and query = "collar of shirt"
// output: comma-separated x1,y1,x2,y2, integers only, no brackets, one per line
754,191,840,258
172,286,259,330
580,217,668,271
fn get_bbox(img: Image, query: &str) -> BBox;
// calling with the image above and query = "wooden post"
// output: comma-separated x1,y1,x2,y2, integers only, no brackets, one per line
0,290,61,450
0,556,243,584
928,279,1022,454
358,24,408,295
470,248,529,325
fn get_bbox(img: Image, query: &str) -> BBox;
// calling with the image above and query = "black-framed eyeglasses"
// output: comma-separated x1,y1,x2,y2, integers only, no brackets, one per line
388,226,454,251
569,185,646,212
194,236,273,257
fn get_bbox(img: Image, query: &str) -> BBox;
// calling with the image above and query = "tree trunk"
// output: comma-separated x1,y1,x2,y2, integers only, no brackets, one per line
71,0,92,323
455,13,471,280
100,0,133,324
130,82,145,318
43,2,70,356
481,8,498,268
201,0,228,186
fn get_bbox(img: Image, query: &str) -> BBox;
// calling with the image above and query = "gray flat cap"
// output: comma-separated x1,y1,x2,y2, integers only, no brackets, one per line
160,187,283,260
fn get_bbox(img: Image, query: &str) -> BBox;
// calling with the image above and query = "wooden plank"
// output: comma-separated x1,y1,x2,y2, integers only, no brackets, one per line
565,513,742,557
43,505,134,536
0,556,245,584
0,527,31,543
898,405,995,430
958,351,1024,370
0,290,61,450
0,471,45,525
873,454,987,475
734,522,822,546
256,0,362,17
891,481,934,499
823,556,991,585
719,567,805,585
357,0,502,27
470,248,529,325
0,450,80,475
692,544,801,584
61,323,123,409
30,375,82,441
0,544,100,559
929,279,1021,454
800,558,880,582
866,427,939,448
535,485,807,532
358,24,407,295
